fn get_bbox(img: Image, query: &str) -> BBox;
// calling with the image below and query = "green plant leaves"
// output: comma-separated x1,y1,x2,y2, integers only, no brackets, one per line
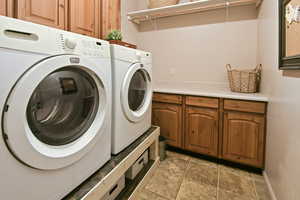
106,30,122,41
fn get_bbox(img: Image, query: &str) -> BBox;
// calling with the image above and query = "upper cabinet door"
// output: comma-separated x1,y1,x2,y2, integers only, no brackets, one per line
17,0,67,29
1,0,14,16
101,0,120,38
0,0,7,16
69,0,100,37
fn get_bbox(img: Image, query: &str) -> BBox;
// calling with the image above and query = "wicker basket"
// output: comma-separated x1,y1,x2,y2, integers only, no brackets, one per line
148,0,180,9
226,64,262,93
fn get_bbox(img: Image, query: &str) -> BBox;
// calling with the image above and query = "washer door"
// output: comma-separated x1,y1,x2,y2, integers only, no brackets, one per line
2,55,108,170
121,63,152,122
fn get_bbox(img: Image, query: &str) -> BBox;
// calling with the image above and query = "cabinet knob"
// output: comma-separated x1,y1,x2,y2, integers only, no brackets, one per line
59,3,65,8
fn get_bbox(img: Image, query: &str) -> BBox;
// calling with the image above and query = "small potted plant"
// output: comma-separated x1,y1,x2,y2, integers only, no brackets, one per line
106,30,137,49
106,30,123,41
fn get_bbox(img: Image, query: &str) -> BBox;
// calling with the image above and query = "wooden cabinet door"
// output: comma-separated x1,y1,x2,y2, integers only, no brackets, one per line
69,0,100,37
185,106,219,157
0,0,7,16
1,0,13,16
101,0,120,38
17,0,67,29
152,102,182,148
222,112,265,167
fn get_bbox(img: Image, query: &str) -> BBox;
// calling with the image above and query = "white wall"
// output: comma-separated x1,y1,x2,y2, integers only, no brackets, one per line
136,5,258,87
258,0,300,199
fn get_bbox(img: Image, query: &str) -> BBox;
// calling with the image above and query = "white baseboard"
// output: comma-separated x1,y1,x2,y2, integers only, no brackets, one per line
263,171,278,200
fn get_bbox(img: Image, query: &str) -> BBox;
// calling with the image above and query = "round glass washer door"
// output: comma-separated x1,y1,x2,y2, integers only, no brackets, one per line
2,55,107,170
27,67,99,146
121,63,152,122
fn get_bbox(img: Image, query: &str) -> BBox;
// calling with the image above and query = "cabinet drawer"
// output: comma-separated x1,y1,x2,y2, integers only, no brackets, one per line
153,93,182,104
186,96,219,108
224,99,266,114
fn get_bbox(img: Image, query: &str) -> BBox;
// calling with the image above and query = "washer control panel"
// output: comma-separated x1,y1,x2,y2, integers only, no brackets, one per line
59,33,110,57
64,38,77,49
0,16,110,57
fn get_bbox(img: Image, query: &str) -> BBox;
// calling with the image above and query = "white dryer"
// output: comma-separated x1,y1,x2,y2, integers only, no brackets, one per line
110,45,152,154
0,17,111,199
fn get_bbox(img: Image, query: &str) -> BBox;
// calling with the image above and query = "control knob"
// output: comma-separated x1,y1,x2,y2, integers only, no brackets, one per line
65,38,77,49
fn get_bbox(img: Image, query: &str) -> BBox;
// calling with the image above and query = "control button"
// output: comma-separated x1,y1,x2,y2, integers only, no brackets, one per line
65,38,77,49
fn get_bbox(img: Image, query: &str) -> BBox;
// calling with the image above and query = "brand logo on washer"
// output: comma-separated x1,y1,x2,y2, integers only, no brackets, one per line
70,57,80,64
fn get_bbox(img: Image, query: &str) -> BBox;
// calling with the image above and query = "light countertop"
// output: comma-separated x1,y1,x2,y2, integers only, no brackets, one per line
153,82,269,102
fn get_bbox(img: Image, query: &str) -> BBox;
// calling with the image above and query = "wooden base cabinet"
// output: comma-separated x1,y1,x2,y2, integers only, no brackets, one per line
185,106,219,157
152,102,182,148
222,112,265,168
152,92,267,168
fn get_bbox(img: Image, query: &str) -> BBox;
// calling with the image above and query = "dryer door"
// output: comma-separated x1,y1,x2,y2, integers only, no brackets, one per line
121,63,152,123
2,55,108,170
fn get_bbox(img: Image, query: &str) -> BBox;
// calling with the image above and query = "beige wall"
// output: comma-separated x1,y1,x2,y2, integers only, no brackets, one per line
121,0,139,45
136,5,259,87
258,0,300,199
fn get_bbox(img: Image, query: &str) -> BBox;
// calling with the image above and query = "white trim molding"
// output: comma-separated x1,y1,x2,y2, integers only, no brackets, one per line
263,171,278,200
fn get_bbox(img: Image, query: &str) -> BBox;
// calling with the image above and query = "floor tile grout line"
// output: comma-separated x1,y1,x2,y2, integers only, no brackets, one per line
174,157,192,200
146,188,172,200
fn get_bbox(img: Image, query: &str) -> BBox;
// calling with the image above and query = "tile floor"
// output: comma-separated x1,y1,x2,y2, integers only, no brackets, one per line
136,151,271,200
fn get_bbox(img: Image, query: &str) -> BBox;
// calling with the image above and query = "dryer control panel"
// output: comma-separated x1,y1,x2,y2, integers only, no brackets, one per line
111,44,152,64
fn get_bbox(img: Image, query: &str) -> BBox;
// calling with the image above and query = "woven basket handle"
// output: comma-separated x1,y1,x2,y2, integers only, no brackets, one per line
226,64,232,71
255,64,262,72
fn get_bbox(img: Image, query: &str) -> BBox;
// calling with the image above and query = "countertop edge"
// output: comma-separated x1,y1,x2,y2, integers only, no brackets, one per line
153,89,269,102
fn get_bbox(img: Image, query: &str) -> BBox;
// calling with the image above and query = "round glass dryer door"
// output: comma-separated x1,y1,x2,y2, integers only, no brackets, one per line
2,55,107,170
128,69,147,111
27,67,99,146
121,63,152,122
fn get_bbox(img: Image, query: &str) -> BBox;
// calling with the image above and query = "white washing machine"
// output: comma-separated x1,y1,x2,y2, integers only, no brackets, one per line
110,45,152,154
0,16,112,200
